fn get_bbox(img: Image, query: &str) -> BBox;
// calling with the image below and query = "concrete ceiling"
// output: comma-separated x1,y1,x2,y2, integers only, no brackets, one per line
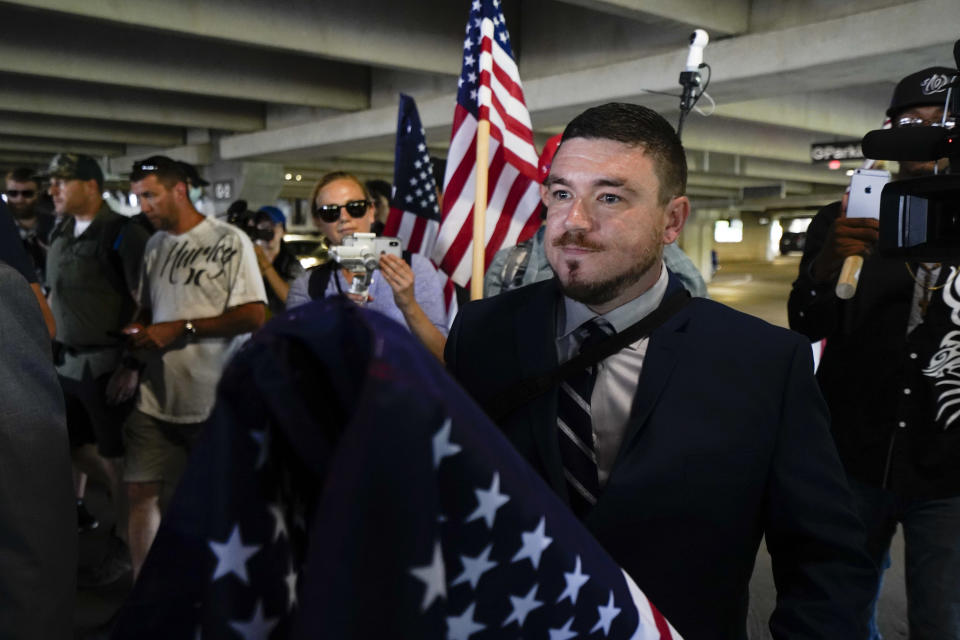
1,0,958,212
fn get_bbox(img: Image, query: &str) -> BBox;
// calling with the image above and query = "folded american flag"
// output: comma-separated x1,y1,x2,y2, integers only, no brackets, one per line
111,297,680,639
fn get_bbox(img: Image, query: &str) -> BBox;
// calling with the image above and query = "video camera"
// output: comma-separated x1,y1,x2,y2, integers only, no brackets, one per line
862,41,960,261
226,199,274,244
329,232,403,298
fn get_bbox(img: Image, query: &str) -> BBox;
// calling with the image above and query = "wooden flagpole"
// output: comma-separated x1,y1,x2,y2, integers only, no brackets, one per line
471,120,491,300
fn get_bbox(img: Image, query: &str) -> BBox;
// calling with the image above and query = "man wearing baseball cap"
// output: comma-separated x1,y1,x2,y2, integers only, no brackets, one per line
44,152,151,585
789,66,959,639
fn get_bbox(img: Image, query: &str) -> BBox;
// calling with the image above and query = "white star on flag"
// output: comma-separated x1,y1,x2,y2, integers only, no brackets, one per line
503,583,543,627
447,602,485,640
548,617,578,640
432,418,461,468
208,524,261,584
466,471,510,528
464,37,472,49
409,177,418,186
511,516,553,569
591,591,622,636
409,541,446,611
557,555,590,604
417,143,426,152
472,0,481,10
267,503,288,542
451,543,497,589
285,564,298,611
228,600,278,640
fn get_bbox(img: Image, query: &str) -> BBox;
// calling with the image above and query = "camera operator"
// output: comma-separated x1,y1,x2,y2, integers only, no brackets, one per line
788,66,959,639
286,171,447,361
253,206,304,316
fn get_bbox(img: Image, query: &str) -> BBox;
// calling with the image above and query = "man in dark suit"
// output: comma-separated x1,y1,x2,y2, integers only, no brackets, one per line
445,103,876,639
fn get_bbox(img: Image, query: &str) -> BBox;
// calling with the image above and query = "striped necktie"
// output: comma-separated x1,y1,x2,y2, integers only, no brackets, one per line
557,317,615,519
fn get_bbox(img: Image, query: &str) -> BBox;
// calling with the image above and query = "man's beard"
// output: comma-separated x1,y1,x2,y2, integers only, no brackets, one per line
553,231,662,307
8,202,35,220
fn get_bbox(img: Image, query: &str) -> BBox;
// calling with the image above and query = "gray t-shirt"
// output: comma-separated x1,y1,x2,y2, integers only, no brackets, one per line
136,217,267,423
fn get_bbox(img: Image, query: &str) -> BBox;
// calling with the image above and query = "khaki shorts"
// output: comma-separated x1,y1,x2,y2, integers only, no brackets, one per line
123,409,204,494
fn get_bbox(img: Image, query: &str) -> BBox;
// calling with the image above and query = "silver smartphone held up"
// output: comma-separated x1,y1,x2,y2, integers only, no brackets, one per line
846,168,891,220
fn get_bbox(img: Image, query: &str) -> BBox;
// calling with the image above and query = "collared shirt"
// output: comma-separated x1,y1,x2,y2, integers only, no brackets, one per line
556,264,669,486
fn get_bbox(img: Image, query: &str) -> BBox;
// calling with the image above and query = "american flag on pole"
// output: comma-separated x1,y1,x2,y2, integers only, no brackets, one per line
432,0,543,289
384,93,442,256
383,93,459,325
111,297,681,640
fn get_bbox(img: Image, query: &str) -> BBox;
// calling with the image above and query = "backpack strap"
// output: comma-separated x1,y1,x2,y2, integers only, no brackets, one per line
98,214,133,297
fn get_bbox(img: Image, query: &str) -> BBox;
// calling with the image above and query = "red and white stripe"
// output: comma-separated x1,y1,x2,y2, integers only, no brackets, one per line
433,17,542,289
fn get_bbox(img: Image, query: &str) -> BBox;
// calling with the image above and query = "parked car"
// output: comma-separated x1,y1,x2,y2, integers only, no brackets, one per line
284,231,327,269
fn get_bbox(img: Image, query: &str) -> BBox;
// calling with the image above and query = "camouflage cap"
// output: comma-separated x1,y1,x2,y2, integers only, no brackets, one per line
43,153,104,188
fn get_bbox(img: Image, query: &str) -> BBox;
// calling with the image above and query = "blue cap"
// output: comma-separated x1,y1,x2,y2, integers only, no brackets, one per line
258,206,286,228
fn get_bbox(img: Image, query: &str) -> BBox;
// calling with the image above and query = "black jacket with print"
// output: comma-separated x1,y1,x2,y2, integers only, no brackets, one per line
789,200,960,499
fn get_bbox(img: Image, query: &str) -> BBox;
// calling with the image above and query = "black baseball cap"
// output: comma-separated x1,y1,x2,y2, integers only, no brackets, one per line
176,160,210,187
887,66,958,117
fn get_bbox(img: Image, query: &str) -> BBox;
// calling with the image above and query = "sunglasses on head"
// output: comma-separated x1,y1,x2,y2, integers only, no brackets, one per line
313,199,370,223
5,189,35,198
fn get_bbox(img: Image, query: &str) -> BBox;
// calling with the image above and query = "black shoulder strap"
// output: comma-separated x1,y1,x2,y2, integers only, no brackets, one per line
489,289,691,423
98,214,132,297
307,261,336,300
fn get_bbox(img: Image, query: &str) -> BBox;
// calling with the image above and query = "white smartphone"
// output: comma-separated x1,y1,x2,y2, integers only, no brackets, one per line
846,168,891,219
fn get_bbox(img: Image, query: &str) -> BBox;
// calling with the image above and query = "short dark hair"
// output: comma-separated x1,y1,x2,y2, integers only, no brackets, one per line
365,179,392,202
129,155,189,188
5,167,39,184
560,102,687,204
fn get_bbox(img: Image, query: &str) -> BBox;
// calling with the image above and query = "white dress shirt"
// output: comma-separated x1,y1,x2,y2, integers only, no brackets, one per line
556,264,669,486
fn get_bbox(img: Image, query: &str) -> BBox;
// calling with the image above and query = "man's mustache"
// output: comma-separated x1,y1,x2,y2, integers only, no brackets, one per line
552,232,604,251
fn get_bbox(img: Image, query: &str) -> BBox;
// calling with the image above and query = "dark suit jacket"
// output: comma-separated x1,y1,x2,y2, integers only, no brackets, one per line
445,275,876,640
0,262,75,639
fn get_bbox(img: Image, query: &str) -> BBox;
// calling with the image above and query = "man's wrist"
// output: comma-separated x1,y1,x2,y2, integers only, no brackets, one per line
183,319,198,338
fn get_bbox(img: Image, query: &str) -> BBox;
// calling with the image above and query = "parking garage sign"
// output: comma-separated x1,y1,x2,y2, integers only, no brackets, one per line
810,141,864,163
213,179,234,201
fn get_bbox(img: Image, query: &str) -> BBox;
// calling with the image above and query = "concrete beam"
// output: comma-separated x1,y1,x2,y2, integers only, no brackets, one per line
523,0,957,129
5,0,468,76
0,5,369,109
557,0,749,34
713,85,892,138
219,0,958,163
0,112,183,147
0,134,124,157
0,73,264,132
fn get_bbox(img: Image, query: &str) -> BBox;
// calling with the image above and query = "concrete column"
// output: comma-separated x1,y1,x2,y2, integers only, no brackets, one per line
203,160,286,217
677,208,718,285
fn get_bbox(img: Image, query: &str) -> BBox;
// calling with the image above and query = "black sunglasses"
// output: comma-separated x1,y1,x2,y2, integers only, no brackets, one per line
313,199,370,223
5,189,35,198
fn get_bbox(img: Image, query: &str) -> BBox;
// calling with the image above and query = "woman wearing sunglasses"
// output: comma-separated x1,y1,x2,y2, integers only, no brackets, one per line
286,171,448,361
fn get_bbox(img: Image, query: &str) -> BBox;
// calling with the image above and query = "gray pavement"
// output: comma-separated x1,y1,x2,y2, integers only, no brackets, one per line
710,256,908,640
